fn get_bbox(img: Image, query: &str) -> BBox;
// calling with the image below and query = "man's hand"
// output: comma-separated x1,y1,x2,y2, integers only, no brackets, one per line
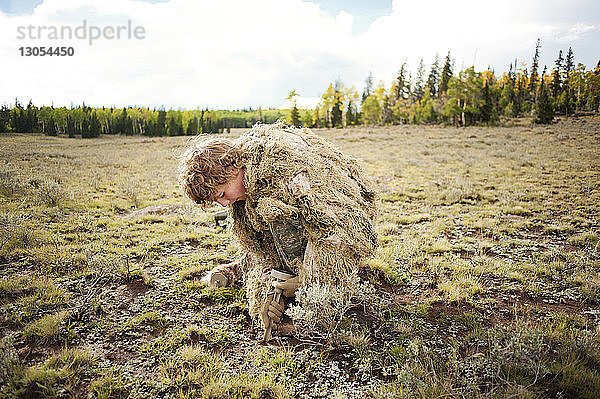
261,292,285,329
201,261,241,288
272,276,300,297
200,270,228,287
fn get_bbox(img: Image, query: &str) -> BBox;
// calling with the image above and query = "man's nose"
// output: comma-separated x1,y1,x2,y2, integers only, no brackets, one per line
216,198,229,207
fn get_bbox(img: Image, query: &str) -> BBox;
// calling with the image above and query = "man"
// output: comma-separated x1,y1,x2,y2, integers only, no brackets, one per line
178,122,377,339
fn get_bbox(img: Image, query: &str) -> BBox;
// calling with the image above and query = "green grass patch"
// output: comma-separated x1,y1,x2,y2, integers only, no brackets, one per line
124,311,170,332
23,310,72,340
89,368,128,399
568,231,599,247
1,345,96,398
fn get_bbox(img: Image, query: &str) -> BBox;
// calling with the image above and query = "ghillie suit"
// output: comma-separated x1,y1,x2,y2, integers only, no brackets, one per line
229,122,378,326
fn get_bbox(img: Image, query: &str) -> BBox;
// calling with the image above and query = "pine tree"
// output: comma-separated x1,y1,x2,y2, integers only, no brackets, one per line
414,58,426,102
392,63,408,102
529,38,541,100
500,68,515,117
513,60,527,116
328,81,345,127
25,100,38,133
155,109,166,136
535,78,554,124
11,100,25,133
346,100,358,126
117,108,132,135
287,90,301,127
0,105,10,133
66,115,76,138
331,99,342,127
550,50,563,98
89,112,101,138
290,103,301,127
564,47,575,116
480,81,493,124
565,47,574,81
167,115,182,136
426,54,440,98
81,116,91,138
46,116,57,136
439,51,453,95
186,116,200,135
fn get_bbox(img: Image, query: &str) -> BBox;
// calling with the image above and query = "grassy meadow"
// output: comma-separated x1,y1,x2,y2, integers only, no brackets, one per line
1,117,599,398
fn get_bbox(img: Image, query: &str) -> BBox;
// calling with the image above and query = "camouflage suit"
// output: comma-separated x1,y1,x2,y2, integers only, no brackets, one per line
226,123,377,324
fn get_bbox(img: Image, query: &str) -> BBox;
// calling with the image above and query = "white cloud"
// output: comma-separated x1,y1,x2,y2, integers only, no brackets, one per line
554,23,596,43
0,0,597,109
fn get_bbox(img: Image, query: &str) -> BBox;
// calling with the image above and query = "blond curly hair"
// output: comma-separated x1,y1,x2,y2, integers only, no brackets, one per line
178,136,244,206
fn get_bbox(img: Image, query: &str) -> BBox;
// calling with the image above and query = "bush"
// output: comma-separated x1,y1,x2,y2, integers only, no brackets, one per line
0,213,35,254
287,274,388,340
34,178,67,207
23,310,72,341
0,170,20,197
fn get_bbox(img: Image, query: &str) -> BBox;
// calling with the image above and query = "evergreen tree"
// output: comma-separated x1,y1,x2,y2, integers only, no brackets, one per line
439,51,453,95
11,100,25,132
550,50,563,98
414,58,426,102
345,100,359,126
46,116,57,136
167,114,184,136
392,63,408,102
565,47,574,81
290,103,301,127
529,38,541,100
156,109,167,136
66,115,76,138
535,78,554,124
480,81,493,124
564,47,575,115
89,112,101,138
80,116,91,138
287,90,301,127
25,100,38,132
426,54,441,98
117,108,132,135
186,116,200,135
0,105,10,133
331,99,342,128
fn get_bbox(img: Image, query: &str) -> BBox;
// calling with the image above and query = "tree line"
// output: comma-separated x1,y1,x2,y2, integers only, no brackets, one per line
0,104,287,137
1,40,598,137
305,42,599,128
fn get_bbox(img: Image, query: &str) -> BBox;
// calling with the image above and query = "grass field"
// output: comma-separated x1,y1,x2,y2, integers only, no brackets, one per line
1,117,599,398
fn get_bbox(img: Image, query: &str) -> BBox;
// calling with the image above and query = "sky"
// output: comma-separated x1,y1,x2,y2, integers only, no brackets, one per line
0,0,598,110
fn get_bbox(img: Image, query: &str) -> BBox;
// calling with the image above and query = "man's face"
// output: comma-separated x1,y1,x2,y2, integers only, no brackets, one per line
213,168,246,207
